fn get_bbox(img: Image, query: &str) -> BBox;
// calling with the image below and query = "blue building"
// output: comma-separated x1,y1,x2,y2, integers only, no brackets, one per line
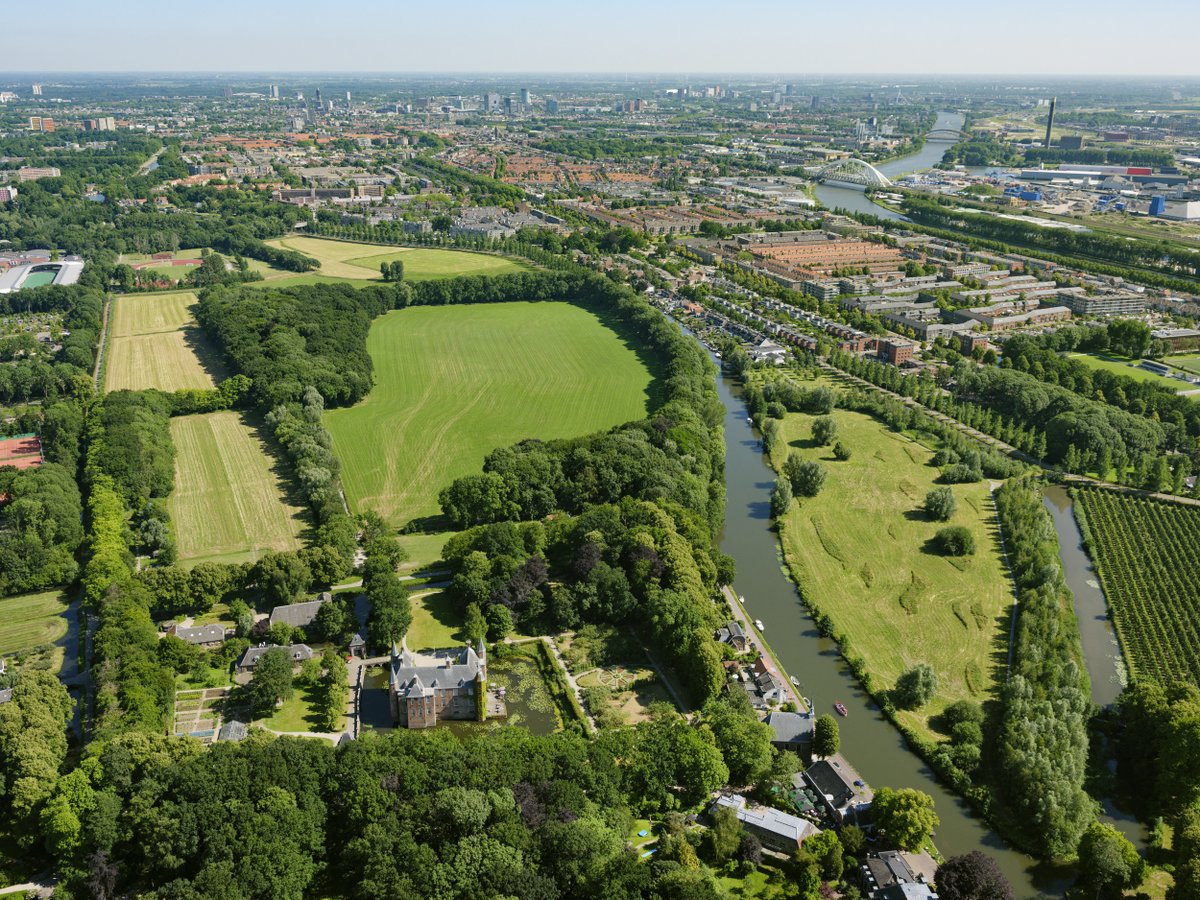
1149,195,1166,216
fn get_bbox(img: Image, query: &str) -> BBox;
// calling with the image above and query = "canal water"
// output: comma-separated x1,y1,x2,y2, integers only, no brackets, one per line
714,370,1071,898
813,110,966,220
1042,485,1127,708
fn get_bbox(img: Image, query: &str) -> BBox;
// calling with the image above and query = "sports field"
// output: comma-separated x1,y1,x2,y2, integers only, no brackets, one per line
105,291,219,392
1166,353,1200,376
774,405,1011,736
0,590,69,656
168,412,307,566
1063,351,1188,393
325,302,656,527
263,236,528,281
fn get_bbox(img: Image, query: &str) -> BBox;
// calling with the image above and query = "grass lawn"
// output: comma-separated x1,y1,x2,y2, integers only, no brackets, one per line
396,531,454,572
773,405,1012,739
0,590,69,655
1064,351,1189,394
169,411,308,566
105,290,222,392
259,684,340,732
1166,353,1200,376
325,302,656,527
265,236,527,282
407,591,463,651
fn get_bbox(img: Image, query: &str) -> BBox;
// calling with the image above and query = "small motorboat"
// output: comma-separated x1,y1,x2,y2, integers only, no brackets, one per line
738,595,746,605
834,702,849,717
789,675,800,687
753,619,764,631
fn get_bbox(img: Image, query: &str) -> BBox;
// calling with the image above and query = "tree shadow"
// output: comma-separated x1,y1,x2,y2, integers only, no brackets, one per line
244,411,318,547
180,318,231,383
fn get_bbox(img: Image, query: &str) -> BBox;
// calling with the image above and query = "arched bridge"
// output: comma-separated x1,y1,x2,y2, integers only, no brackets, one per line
926,128,971,141
816,158,893,189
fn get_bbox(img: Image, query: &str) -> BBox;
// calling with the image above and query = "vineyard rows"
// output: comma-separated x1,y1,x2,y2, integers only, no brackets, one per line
1077,487,1200,685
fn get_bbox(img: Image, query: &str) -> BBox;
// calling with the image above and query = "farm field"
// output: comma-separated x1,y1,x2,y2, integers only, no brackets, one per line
264,236,528,281
105,290,221,392
324,301,656,527
0,590,69,656
773,404,1012,737
168,411,307,566
1075,487,1200,685
1063,351,1190,394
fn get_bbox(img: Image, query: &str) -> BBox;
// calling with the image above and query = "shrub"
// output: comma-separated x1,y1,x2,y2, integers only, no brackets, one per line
812,416,837,446
925,486,957,521
935,526,976,556
832,441,852,461
894,663,938,710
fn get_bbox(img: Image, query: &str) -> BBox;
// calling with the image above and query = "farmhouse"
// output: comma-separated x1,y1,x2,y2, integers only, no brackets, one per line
710,793,820,853
269,593,331,630
168,623,227,647
389,641,489,728
236,643,314,676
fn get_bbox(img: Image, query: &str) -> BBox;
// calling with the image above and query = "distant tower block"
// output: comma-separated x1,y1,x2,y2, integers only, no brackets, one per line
1045,97,1057,148
32,84,42,96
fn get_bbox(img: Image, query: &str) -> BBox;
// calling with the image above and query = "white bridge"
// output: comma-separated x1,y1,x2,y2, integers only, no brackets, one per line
815,158,893,189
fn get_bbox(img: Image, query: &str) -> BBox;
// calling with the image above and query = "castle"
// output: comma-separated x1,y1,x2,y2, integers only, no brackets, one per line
388,640,487,728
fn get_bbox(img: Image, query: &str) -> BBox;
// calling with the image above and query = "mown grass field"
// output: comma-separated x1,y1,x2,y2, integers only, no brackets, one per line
324,302,656,527
1064,351,1189,393
105,290,219,392
408,591,463,651
773,405,1012,737
264,236,528,281
0,590,69,656
168,411,307,566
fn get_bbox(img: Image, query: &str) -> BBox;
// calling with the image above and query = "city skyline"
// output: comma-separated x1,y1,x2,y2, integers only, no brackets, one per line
4,0,1198,76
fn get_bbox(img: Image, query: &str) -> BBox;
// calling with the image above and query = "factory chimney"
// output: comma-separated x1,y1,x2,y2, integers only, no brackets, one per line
1045,97,1057,148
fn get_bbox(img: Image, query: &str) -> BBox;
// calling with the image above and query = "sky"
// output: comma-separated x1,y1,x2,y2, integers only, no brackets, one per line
5,0,1199,76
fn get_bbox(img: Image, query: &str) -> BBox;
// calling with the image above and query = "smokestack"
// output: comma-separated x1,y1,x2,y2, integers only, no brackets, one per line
1045,97,1057,149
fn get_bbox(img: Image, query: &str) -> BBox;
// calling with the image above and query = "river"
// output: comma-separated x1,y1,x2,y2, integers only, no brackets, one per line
713,369,1072,898
813,110,966,220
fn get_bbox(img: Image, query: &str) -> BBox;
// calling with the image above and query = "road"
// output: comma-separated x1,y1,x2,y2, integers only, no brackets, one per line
719,585,806,712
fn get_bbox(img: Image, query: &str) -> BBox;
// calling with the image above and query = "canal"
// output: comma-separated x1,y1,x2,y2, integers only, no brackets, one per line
714,368,1071,898
813,110,966,220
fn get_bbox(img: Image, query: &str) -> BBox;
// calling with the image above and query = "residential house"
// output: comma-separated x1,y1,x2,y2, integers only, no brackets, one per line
236,643,315,676
168,623,227,647
715,620,749,652
860,851,939,900
710,793,820,854
802,755,873,825
766,710,815,757
749,338,788,365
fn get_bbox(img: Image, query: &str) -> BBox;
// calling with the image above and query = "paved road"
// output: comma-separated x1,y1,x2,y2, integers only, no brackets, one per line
719,585,805,712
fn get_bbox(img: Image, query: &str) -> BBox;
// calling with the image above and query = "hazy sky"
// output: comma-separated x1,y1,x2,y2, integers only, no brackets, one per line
6,0,1198,75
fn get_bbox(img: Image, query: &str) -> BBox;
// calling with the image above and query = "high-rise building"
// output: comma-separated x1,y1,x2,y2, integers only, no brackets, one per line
270,84,280,100
31,84,42,96
28,116,55,133
1044,97,1057,148
346,91,352,104
520,87,531,106
223,86,233,99
315,87,322,103
546,97,559,114
483,92,501,113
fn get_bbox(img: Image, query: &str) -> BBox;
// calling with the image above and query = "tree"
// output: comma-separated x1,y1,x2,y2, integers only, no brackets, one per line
484,604,513,641
705,805,744,866
366,575,411,650
703,697,774,784
936,852,1013,900
254,551,311,606
786,457,827,498
464,602,488,644
770,474,793,518
924,486,957,522
312,599,352,644
872,787,939,851
894,664,938,710
804,829,843,881
813,714,840,759
812,416,838,446
248,647,294,716
1077,822,1145,897
832,441,852,461
315,649,349,732
934,525,975,556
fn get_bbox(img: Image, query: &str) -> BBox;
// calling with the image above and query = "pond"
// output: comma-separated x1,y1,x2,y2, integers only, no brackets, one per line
358,655,559,737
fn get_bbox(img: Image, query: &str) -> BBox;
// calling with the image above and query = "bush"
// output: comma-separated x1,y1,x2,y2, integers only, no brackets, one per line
770,475,793,518
935,526,976,556
784,455,827,497
941,463,982,484
812,416,837,446
832,441,852,461
925,486,957,521
894,663,938,710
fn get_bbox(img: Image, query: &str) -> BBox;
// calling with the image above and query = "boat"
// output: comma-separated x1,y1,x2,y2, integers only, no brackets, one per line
738,595,746,605
789,675,800,687
753,619,764,631
746,416,753,425
834,702,849,717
